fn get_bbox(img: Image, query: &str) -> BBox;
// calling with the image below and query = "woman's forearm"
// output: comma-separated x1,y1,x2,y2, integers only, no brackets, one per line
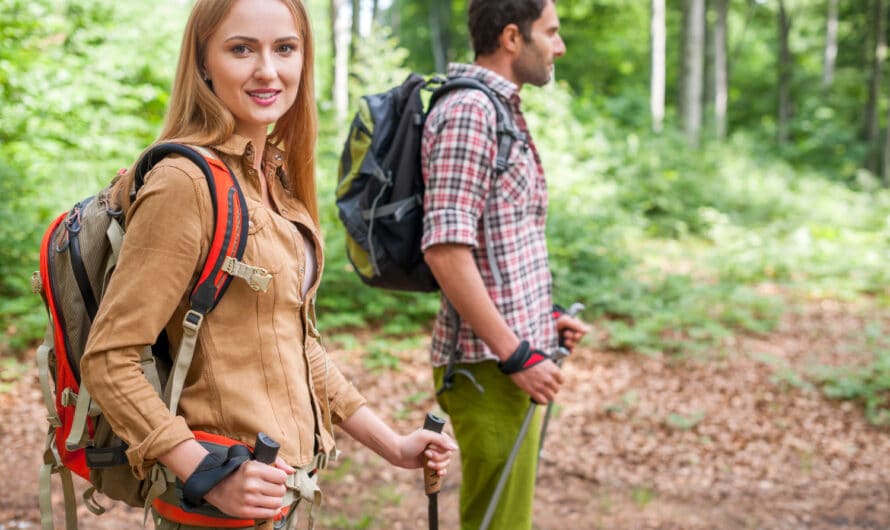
338,405,400,463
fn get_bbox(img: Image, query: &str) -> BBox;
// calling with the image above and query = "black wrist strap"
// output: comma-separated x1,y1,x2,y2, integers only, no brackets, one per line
498,340,550,375
181,444,251,510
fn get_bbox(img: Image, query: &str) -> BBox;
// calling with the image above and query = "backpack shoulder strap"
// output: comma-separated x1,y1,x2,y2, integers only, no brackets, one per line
135,143,248,314
134,143,250,414
429,76,526,174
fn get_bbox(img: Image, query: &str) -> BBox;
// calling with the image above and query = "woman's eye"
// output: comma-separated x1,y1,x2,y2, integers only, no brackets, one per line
232,44,250,55
277,44,296,54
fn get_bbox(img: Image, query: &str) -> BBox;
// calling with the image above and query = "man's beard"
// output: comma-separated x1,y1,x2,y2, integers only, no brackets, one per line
515,50,551,87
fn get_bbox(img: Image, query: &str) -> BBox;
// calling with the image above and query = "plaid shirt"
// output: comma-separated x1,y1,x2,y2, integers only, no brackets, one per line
421,63,557,367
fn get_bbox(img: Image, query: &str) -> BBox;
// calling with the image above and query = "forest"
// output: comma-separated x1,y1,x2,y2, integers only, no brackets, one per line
1,0,889,528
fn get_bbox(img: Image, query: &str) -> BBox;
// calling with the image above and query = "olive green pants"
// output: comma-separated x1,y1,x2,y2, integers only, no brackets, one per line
434,361,541,530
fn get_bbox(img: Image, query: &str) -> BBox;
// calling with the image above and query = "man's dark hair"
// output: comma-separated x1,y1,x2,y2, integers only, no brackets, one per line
468,0,552,57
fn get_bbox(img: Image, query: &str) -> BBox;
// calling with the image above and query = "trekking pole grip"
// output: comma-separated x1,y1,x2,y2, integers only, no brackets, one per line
253,432,280,465
422,413,446,495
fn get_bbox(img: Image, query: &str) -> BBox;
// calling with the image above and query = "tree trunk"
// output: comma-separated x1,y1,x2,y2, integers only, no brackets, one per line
714,0,728,139
683,0,705,147
388,0,400,39
371,0,379,27
651,0,666,133
429,1,450,73
704,0,714,120
822,0,838,89
865,0,886,174
350,0,360,57
331,0,350,122
777,0,792,148
884,103,890,186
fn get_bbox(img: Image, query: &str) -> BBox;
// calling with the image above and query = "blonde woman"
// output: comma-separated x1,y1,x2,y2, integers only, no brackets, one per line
81,1,455,528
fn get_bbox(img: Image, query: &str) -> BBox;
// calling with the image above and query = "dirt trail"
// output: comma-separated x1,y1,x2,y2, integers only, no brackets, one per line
1,301,888,529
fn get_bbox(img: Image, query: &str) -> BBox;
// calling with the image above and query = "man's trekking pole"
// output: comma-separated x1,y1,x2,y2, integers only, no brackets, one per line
537,302,585,474
480,302,585,530
422,412,446,530
479,398,538,530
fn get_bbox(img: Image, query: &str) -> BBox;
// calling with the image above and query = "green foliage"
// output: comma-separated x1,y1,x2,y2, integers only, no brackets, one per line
0,0,187,351
754,352,817,392
631,486,655,508
0,355,30,392
664,410,706,431
809,323,890,427
603,390,639,416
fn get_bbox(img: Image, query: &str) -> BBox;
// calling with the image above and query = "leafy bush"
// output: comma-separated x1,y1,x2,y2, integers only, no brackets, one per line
810,325,890,427
0,0,187,352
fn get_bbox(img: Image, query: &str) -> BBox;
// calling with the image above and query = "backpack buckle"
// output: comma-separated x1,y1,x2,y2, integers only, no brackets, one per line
182,310,205,333
221,257,272,292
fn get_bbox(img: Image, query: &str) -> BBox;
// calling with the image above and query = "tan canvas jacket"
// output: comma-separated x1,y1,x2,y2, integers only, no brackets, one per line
81,135,365,479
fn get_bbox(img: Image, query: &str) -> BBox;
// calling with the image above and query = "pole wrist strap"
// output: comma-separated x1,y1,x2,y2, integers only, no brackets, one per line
181,444,251,510
498,340,550,375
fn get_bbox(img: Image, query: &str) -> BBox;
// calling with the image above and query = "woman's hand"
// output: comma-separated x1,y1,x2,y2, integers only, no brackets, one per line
389,429,458,476
203,456,294,519
339,406,458,476
161,439,295,519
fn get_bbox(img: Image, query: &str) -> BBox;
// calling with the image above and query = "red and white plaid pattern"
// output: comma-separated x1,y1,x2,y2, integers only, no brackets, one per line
421,63,557,367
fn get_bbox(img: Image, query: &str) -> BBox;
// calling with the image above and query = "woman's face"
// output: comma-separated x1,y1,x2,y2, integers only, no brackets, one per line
204,0,303,142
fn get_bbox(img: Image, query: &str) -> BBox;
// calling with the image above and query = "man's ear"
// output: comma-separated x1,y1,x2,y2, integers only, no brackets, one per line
499,23,522,55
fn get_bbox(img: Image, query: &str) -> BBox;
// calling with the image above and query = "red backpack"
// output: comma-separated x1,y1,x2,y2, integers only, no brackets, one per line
33,143,282,528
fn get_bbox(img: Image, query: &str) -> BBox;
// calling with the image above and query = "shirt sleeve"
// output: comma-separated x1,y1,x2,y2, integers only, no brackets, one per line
81,162,209,478
421,96,498,251
304,330,366,425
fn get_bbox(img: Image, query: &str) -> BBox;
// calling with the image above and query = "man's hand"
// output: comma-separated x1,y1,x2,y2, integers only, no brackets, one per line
510,359,564,404
556,313,590,352
203,457,293,520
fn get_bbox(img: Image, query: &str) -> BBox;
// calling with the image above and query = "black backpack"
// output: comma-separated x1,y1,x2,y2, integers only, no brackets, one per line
335,73,525,292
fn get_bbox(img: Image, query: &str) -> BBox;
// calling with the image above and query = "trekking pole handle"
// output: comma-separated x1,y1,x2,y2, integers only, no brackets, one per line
422,413,446,495
553,302,585,364
253,432,280,465
567,303,585,317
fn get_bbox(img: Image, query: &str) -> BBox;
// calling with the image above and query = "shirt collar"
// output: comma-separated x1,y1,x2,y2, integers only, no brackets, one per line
211,134,286,174
446,62,519,104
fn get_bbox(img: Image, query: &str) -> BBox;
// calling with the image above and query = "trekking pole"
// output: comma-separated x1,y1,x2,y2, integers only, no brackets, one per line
253,432,280,465
253,433,280,527
422,413,446,530
480,302,585,530
537,302,585,474
479,398,537,530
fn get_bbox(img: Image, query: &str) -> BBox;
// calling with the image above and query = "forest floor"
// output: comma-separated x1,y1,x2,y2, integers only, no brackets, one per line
1,297,889,530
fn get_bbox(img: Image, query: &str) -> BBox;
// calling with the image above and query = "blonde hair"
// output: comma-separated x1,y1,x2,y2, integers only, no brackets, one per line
148,0,319,221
